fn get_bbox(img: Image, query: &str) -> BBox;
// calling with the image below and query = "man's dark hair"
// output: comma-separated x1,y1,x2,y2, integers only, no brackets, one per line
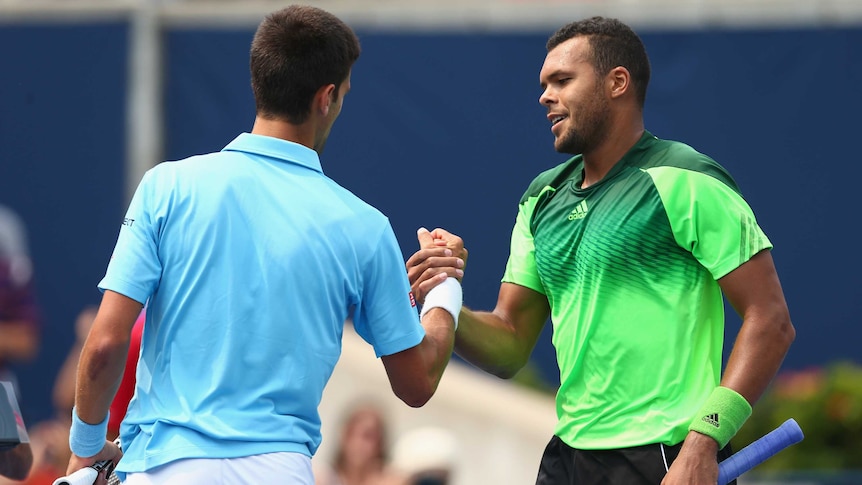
250,5,361,124
547,17,650,107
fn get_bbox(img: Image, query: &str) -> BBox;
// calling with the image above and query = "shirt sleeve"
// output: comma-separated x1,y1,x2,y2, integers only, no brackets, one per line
98,170,164,304
647,166,773,279
502,197,545,294
352,222,425,358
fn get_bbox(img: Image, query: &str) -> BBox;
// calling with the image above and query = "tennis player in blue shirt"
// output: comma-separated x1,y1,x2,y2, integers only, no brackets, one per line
65,6,465,484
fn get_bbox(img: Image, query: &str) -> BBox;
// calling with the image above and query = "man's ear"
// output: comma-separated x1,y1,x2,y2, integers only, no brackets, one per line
315,84,337,116
607,66,631,100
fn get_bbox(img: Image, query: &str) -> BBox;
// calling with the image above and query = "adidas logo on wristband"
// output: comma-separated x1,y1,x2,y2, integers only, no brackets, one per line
702,413,720,428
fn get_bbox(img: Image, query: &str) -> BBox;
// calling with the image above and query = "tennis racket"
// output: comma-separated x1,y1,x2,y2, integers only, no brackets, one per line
52,439,121,485
717,418,804,485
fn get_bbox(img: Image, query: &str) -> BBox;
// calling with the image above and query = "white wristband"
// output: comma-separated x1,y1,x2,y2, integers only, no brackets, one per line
419,277,462,329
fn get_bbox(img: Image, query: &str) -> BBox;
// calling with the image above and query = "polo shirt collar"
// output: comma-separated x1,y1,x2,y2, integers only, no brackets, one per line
222,133,323,173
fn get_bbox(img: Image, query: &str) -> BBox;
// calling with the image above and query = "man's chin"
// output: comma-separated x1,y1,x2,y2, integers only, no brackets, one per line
554,139,583,155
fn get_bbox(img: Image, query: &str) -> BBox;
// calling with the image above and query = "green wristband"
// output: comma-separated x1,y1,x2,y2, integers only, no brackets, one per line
688,386,752,449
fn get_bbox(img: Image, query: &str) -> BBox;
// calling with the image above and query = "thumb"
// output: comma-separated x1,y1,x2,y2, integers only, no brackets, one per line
417,227,435,249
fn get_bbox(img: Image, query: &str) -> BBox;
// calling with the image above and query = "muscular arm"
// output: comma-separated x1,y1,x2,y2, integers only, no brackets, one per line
718,250,795,401
381,306,455,407
455,282,550,379
65,291,138,474
663,250,795,485
74,291,142,426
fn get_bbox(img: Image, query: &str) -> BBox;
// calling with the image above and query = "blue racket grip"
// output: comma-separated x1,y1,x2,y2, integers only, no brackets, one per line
717,418,803,484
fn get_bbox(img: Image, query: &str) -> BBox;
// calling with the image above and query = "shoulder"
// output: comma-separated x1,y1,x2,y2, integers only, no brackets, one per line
147,152,221,177
639,136,740,194
325,177,389,225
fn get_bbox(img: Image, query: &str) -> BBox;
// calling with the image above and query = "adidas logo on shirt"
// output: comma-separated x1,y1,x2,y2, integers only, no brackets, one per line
568,200,589,220
702,413,720,428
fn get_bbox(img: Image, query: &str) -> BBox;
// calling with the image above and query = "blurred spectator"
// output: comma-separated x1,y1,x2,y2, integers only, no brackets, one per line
0,380,33,481
0,205,40,397
1,307,143,484
316,404,407,485
391,427,458,485
1,419,69,485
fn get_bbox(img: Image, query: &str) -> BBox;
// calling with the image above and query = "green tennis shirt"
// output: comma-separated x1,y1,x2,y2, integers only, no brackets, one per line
503,131,771,449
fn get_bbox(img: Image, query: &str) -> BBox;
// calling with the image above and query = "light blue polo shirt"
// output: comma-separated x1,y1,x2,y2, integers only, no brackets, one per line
99,133,425,476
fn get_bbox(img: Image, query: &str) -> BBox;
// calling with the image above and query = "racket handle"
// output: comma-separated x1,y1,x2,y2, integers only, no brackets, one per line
52,466,98,485
717,418,804,485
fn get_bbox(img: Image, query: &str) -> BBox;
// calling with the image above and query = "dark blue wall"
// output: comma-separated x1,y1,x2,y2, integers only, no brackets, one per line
0,22,129,423
3,22,860,424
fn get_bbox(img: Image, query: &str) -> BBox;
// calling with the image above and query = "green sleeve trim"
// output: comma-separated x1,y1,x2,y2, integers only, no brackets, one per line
501,191,547,295
646,166,773,279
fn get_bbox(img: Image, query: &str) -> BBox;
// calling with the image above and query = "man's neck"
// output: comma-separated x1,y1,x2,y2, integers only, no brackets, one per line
250,116,315,150
580,118,644,189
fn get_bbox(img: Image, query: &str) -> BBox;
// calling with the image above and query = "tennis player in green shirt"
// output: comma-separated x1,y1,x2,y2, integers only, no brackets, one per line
407,16,795,485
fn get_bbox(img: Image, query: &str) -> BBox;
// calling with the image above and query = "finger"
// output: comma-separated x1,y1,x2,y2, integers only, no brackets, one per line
416,227,435,249
405,247,454,271
413,266,464,301
414,272,449,304
407,255,463,282
430,228,465,258
430,228,462,245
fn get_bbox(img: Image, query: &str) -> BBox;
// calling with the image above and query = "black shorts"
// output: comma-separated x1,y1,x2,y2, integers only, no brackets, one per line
536,435,736,485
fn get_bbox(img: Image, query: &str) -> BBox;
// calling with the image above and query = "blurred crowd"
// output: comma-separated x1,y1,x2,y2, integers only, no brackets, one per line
314,404,457,485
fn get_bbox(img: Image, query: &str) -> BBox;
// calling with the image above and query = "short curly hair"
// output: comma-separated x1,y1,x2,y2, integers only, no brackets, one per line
547,17,650,107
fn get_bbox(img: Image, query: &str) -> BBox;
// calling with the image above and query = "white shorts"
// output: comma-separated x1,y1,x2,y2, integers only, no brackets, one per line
121,452,313,484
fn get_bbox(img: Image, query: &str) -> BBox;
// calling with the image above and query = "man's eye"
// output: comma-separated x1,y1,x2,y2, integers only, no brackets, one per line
558,78,571,85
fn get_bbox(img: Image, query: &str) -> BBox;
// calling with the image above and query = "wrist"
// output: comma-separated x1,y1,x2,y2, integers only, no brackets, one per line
70,406,109,458
684,429,720,453
688,386,752,449
419,277,462,329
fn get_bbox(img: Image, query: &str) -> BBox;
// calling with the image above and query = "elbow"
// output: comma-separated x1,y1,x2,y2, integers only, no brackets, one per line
83,335,129,379
485,354,530,380
771,302,796,349
492,366,521,380
780,315,796,350
401,394,432,409
396,380,436,408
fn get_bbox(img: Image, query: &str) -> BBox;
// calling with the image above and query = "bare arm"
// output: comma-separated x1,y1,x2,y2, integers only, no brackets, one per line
718,250,795,401
74,292,141,424
456,283,550,379
663,250,795,485
381,306,456,407
66,291,139,474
